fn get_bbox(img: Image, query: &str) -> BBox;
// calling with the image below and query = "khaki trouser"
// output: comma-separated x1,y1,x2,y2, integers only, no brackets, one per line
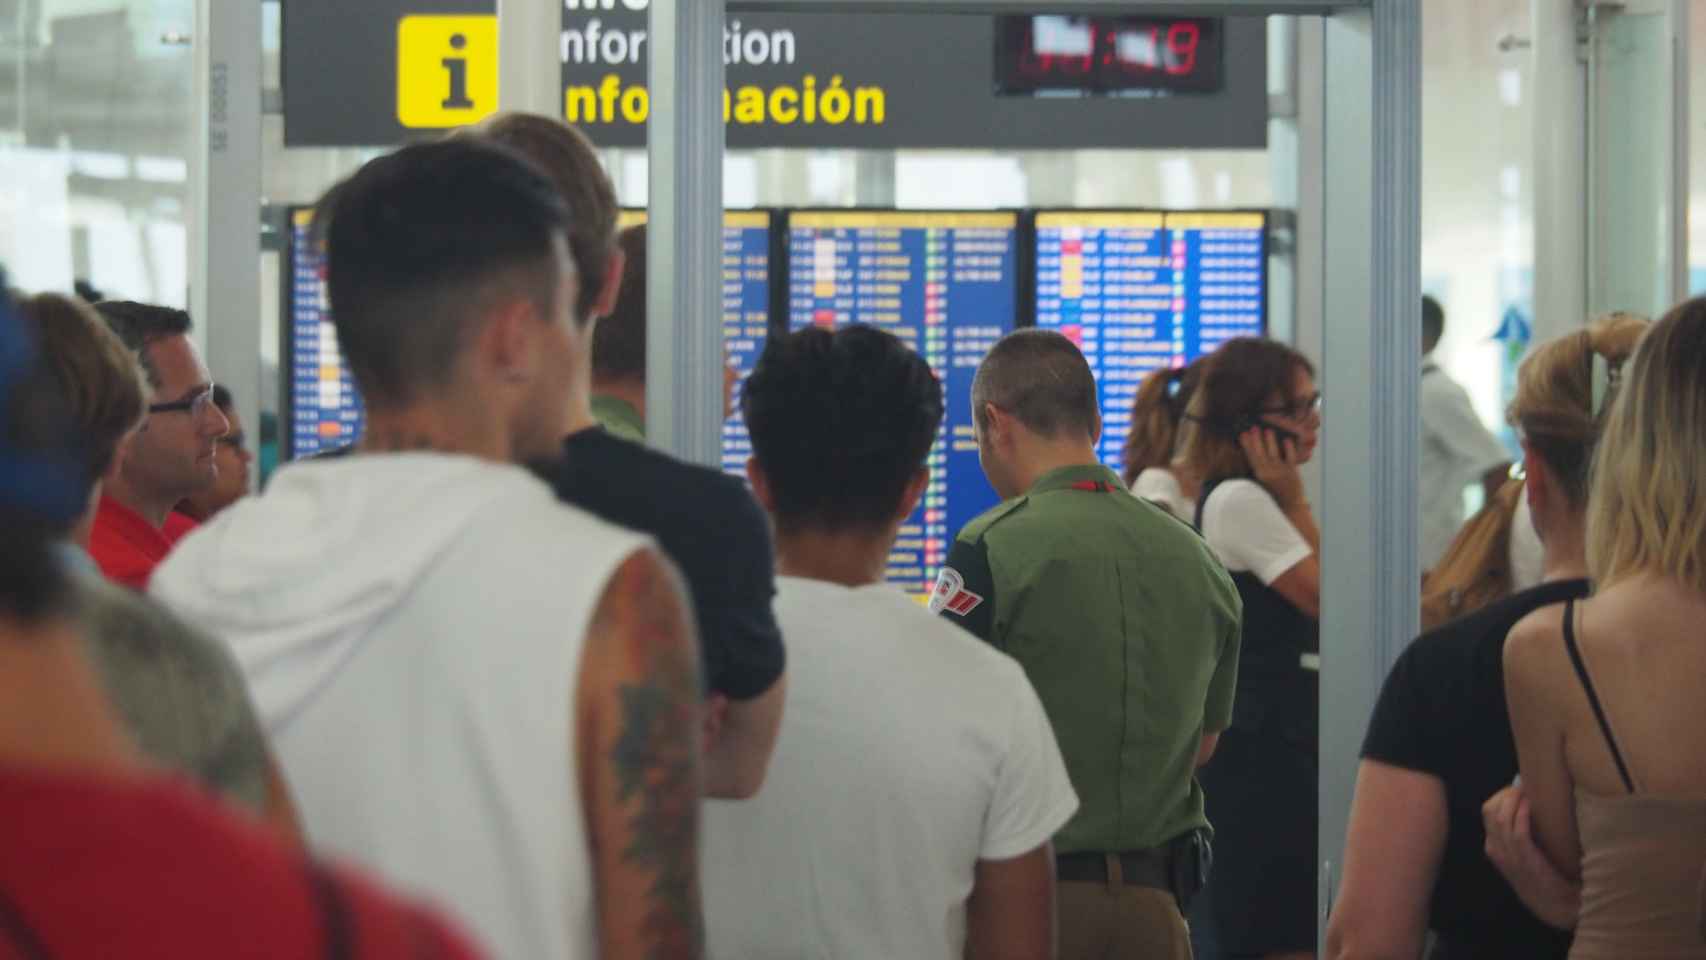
1058,871,1193,960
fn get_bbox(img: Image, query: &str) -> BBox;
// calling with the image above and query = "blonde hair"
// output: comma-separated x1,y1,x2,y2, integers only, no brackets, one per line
1507,312,1649,507
1420,312,1647,628
1587,300,1706,591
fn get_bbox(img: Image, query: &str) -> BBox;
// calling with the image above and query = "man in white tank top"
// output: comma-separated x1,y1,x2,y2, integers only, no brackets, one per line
703,324,1079,959
151,140,704,960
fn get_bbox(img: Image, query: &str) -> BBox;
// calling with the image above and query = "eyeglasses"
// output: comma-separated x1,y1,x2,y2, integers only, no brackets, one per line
1258,392,1323,421
216,434,246,453
148,385,216,419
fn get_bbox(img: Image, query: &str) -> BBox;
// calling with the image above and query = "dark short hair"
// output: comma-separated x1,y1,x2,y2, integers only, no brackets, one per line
971,329,1099,440
314,138,574,407
1423,295,1445,349
16,293,147,499
594,223,648,383
476,112,620,319
743,325,943,534
92,301,192,387
211,383,234,415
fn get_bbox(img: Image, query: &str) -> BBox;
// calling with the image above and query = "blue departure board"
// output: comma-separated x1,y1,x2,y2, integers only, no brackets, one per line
618,210,773,479
286,208,364,459
1034,210,1266,470
786,211,1017,596
285,209,774,471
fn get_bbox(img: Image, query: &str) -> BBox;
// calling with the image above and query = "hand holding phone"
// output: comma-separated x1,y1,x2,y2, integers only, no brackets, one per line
1240,422,1307,509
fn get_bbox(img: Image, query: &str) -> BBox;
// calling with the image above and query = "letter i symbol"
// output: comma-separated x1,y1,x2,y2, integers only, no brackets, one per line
442,33,474,109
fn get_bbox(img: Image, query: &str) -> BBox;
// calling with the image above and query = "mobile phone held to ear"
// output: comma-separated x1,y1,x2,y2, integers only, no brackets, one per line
1232,415,1301,450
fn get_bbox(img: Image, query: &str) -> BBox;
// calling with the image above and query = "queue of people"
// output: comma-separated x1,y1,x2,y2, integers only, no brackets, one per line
3,109,1706,960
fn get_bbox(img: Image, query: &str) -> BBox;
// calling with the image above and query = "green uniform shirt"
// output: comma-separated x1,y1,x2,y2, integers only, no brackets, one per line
591,394,646,443
934,463,1243,854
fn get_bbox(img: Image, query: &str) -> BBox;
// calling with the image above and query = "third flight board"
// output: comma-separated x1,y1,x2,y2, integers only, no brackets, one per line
786,211,1017,596
1034,210,1267,470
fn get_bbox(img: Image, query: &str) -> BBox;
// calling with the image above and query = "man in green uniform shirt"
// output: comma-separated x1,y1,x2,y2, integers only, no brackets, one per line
933,329,1243,960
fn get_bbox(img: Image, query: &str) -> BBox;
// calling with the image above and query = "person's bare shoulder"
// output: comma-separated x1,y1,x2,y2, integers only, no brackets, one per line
1504,601,1572,706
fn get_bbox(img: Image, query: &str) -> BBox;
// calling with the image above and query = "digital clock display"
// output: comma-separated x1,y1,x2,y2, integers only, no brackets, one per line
996,16,1225,96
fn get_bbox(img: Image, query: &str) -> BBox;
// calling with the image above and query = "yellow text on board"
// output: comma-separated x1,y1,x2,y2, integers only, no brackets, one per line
397,15,498,128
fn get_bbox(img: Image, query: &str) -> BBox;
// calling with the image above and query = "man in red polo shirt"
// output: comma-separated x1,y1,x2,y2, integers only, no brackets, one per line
88,302,229,588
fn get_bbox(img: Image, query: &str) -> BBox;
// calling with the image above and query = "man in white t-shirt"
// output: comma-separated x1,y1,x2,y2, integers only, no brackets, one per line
705,323,1079,960
1421,296,1512,571
152,140,703,960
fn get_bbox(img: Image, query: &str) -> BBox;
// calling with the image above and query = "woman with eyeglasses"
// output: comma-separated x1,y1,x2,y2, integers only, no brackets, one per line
1171,336,1322,960
177,385,253,523
1328,313,1647,960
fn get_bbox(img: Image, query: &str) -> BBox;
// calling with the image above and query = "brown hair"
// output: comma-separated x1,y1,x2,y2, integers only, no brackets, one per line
475,112,619,319
1507,312,1648,508
14,293,147,490
1174,338,1314,490
1588,300,1706,591
594,223,648,383
1121,359,1202,486
1420,477,1523,630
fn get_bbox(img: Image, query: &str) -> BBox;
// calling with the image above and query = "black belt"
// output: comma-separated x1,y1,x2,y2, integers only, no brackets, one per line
1055,850,1171,891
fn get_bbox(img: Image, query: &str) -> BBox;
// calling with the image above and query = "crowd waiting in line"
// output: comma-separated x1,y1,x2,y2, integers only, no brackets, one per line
1,110,1704,960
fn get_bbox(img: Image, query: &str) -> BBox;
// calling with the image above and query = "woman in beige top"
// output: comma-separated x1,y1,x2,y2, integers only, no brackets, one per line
1501,299,1706,958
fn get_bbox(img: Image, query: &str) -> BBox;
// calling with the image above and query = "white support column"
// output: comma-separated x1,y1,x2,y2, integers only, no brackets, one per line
1318,0,1420,939
191,0,262,488
1532,0,1587,343
498,0,562,115
648,0,726,464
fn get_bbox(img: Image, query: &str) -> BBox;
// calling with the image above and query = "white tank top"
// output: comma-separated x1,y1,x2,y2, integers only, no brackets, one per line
271,480,644,960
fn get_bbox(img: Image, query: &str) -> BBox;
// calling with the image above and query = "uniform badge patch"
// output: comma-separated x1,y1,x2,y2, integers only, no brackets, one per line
929,566,984,617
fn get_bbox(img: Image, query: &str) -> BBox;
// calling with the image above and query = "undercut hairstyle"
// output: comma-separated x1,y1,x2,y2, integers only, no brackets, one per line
313,138,574,408
92,301,192,388
1422,295,1445,353
1174,337,1315,483
475,112,620,319
1588,299,1706,592
594,223,648,383
15,293,147,500
1506,312,1647,508
743,325,943,534
971,329,1099,441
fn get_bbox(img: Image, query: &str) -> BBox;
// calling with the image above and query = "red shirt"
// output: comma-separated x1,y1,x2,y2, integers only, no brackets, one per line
163,510,200,544
0,766,486,959
87,496,173,590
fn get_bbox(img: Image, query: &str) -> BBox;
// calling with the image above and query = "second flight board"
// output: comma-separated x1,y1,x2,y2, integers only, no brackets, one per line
1034,211,1267,471
786,211,1018,596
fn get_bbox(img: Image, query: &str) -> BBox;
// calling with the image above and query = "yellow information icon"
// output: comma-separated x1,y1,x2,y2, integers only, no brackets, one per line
396,15,498,129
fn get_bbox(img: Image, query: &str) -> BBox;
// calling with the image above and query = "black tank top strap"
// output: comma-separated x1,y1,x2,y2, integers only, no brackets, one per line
1561,598,1638,794
1193,477,1227,533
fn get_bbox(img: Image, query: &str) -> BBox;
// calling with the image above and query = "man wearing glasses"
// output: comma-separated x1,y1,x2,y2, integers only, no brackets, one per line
177,385,254,524
89,301,230,588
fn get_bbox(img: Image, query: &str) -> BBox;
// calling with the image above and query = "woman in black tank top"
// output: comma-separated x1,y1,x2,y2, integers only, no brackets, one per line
1174,338,1322,960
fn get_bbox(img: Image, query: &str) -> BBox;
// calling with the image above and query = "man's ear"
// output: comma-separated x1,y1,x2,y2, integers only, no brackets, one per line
746,457,776,513
591,247,627,322
482,296,540,383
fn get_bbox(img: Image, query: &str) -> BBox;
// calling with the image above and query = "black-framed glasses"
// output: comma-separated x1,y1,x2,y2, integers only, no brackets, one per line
148,385,216,418
216,433,246,452
1259,391,1323,421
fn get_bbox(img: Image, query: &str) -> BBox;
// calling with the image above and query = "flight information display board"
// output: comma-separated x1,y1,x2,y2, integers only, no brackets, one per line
284,209,774,472
787,210,1018,595
1034,210,1266,470
616,211,774,479
284,207,364,459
